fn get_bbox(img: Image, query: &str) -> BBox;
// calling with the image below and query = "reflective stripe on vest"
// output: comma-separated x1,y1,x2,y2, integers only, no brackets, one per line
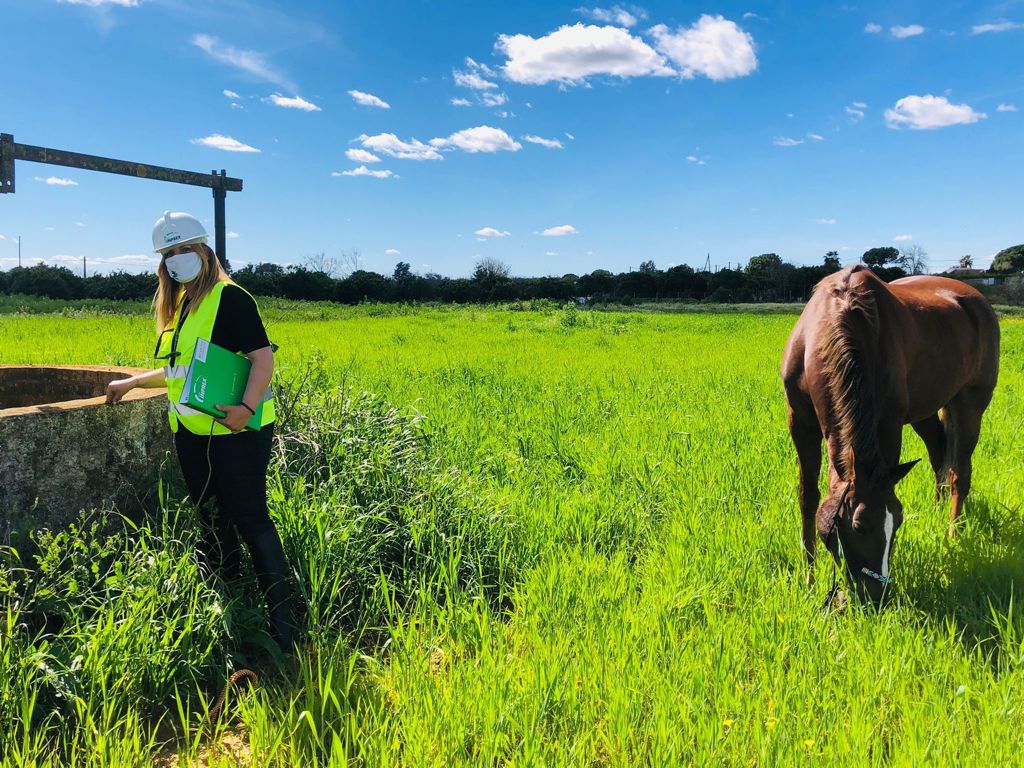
156,280,276,435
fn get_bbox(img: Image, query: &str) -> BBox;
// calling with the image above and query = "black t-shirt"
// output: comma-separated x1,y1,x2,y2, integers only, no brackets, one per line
180,284,270,354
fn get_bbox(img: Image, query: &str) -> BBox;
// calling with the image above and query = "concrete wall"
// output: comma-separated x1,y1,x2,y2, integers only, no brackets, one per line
0,366,173,544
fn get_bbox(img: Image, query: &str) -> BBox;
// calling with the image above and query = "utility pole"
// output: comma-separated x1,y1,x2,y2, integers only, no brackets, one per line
82,256,86,279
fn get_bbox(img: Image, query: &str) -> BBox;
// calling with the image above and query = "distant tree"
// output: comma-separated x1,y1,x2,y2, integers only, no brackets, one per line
638,259,658,274
7,264,82,300
991,244,1024,273
823,250,841,271
577,269,614,296
337,269,390,303
898,244,929,275
473,256,511,282
392,261,412,282
958,254,974,270
862,246,900,270
279,266,336,301
304,251,341,277
746,253,783,277
745,253,783,299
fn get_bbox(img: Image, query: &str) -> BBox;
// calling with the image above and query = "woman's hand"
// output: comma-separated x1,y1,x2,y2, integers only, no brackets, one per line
215,404,252,433
105,377,136,405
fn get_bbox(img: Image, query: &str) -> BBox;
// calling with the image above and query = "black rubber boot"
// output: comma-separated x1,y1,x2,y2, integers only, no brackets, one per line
247,527,300,653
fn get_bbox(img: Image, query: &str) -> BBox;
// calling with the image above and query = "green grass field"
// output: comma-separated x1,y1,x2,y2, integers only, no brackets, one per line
2,300,1023,766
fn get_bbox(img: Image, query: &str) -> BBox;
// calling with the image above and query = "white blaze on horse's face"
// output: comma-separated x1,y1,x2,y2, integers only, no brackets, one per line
881,507,895,578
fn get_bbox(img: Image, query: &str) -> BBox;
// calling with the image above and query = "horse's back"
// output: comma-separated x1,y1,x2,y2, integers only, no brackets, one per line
888,275,999,390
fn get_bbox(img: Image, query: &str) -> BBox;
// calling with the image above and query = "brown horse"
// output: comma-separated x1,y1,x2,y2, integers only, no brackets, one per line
781,264,999,604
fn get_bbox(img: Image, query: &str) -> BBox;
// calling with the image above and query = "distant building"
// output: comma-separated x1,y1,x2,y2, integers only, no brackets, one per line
943,268,1000,286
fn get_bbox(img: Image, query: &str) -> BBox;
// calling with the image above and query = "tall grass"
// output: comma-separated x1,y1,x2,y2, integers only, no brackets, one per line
1,304,1022,765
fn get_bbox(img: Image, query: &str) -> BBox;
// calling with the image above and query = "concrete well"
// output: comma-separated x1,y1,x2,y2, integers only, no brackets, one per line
0,366,173,544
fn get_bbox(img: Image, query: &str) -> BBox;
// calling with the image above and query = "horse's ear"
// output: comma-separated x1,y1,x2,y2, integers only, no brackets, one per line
889,459,921,484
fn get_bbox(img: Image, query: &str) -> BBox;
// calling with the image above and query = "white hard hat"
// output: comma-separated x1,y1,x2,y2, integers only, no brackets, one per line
152,211,208,253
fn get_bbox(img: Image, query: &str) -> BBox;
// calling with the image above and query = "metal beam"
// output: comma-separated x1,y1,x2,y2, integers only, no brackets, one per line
7,140,242,191
1,133,242,270
0,134,14,193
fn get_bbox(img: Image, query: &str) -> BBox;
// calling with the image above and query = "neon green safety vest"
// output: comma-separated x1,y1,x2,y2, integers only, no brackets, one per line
156,280,276,435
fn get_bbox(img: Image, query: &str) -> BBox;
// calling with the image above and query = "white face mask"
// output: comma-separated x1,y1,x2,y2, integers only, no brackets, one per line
164,251,203,283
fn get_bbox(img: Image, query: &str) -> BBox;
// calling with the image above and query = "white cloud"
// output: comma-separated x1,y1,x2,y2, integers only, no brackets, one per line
650,15,758,81
480,91,509,107
545,250,559,256
845,103,865,121
265,93,321,111
430,126,522,153
385,248,401,255
540,224,578,236
890,24,925,38
223,89,240,99
852,101,867,108
75,221,85,227
454,70,498,90
686,155,706,165
451,97,473,107
894,234,913,241
227,231,240,239
816,218,837,225
34,176,79,186
356,133,443,160
997,103,1018,112
104,254,160,267
885,94,986,130
475,227,511,237
191,34,290,89
346,148,381,163
773,136,803,146
497,23,674,85
971,21,1024,34
565,132,576,140
807,132,825,141
575,5,645,27
864,22,882,33
190,134,261,152
348,90,391,109
523,134,564,149
333,166,397,179
0,235,5,240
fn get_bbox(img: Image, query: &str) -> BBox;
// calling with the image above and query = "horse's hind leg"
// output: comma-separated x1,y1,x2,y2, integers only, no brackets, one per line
912,413,948,501
945,388,992,537
788,408,822,577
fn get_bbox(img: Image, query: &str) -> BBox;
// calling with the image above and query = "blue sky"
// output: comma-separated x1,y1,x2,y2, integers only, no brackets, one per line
1,0,1021,277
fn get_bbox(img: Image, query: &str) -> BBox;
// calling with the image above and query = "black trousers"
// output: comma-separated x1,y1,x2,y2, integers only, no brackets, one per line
174,423,276,550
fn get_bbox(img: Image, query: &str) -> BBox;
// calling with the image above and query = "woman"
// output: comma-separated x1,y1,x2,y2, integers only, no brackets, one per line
106,211,298,652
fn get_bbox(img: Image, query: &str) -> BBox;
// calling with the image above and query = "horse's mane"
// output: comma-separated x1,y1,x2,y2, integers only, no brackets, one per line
816,271,883,480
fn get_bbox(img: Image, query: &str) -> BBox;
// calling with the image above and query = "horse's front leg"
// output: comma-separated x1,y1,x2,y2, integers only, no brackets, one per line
788,408,823,582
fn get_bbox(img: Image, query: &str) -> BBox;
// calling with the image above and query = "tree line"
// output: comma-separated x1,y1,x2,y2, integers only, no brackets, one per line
2,243,1021,305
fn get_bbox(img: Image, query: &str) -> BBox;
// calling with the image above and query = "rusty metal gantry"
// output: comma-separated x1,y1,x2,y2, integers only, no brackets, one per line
0,132,242,268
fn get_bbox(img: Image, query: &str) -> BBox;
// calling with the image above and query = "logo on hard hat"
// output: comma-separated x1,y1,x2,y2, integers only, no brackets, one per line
164,234,181,244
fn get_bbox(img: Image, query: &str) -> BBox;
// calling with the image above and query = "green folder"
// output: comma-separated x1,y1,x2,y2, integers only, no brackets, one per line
179,338,263,430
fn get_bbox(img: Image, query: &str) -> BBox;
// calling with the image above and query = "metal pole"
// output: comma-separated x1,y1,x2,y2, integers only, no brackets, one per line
212,169,227,270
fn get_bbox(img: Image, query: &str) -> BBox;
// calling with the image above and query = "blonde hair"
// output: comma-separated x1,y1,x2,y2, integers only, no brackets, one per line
153,242,230,331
